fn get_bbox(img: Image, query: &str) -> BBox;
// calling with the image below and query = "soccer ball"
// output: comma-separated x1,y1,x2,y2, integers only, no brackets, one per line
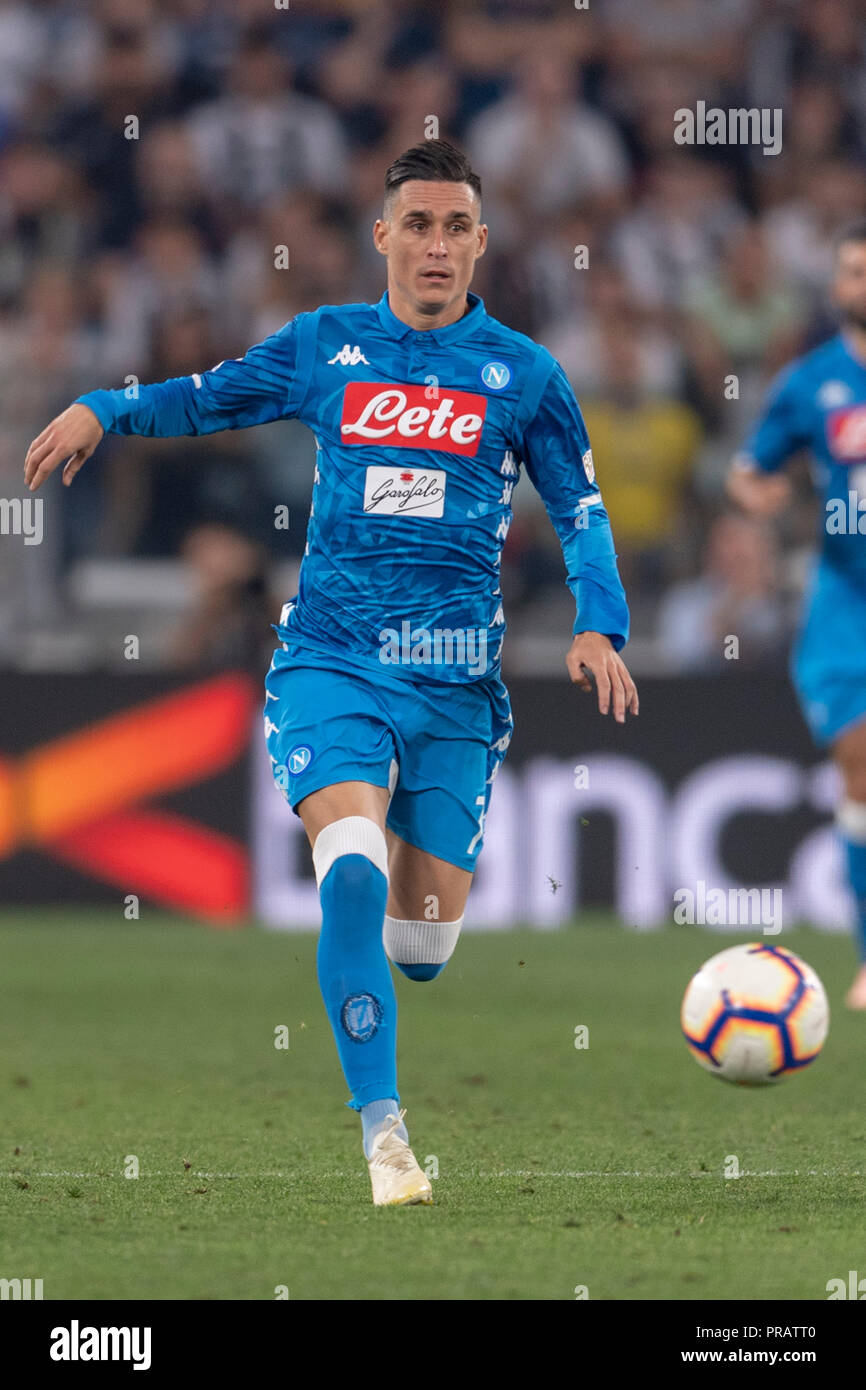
681,943,829,1085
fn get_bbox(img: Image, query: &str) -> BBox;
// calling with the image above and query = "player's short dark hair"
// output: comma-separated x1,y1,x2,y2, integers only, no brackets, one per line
383,140,482,215
834,219,866,255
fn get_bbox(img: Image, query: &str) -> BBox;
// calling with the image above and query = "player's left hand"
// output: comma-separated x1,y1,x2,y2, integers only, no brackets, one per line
566,631,639,723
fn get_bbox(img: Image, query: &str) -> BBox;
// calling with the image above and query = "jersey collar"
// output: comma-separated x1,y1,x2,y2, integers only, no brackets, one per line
375,289,485,344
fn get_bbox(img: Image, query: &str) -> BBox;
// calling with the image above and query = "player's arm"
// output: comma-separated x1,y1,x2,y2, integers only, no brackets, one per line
25,316,307,492
514,352,638,722
725,363,805,517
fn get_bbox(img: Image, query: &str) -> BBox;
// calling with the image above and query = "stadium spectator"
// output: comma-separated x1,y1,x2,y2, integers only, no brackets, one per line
466,47,629,235
572,324,702,597
759,161,866,316
613,157,745,314
185,29,348,212
656,513,791,671
167,521,278,672
0,140,88,311
684,221,806,427
540,261,685,400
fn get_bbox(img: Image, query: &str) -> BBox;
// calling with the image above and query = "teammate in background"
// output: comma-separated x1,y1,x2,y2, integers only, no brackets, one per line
728,222,866,1008
24,141,638,1204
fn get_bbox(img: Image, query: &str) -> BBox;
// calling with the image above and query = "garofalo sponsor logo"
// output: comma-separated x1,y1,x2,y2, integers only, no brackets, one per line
363,465,446,516
674,101,782,156
50,1321,152,1371
379,621,489,676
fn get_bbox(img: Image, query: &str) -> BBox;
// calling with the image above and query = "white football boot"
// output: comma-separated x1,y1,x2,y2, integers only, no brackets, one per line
367,1108,433,1207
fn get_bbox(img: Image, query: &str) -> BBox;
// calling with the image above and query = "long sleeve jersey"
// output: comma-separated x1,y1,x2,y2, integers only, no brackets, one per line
740,332,866,584
77,289,630,683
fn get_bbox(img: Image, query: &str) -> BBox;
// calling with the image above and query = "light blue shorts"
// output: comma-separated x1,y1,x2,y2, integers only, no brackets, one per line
263,644,513,871
792,560,866,746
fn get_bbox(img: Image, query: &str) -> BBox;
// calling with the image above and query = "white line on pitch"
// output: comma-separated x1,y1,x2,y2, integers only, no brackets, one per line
3,1169,862,1180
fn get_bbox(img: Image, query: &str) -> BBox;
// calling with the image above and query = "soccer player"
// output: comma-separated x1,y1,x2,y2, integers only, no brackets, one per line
728,221,866,1009
24,140,638,1204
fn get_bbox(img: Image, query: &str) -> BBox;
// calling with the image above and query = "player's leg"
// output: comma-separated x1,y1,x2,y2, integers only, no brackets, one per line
384,833,473,981
833,718,866,1008
295,781,431,1194
264,654,430,1203
295,781,395,1119
383,671,513,981
790,565,866,1007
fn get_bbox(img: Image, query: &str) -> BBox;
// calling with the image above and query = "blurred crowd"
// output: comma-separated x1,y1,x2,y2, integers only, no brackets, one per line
1,0,864,673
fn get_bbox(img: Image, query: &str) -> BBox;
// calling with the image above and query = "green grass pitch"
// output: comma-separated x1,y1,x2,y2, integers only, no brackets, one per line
1,910,864,1301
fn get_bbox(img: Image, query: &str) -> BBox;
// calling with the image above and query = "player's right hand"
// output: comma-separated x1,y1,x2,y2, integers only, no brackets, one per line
24,403,105,492
725,459,791,517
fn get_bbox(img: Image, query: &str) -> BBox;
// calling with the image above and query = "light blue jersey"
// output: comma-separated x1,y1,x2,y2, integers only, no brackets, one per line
77,290,629,684
741,333,866,743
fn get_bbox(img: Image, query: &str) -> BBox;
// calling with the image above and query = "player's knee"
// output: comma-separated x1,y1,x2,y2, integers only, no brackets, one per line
328,852,382,896
835,731,866,803
842,770,866,805
394,960,448,983
383,914,463,983
313,818,389,916
316,847,389,956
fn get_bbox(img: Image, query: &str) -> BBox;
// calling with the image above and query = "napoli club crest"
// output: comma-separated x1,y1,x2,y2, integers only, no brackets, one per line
480,360,512,390
341,992,383,1042
287,744,314,774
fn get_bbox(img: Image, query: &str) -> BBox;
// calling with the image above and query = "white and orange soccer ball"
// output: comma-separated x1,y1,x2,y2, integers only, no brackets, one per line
681,943,829,1085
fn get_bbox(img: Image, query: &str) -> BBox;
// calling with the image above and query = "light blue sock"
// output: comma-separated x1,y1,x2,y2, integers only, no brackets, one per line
316,849,400,1111
361,1097,409,1159
394,961,447,981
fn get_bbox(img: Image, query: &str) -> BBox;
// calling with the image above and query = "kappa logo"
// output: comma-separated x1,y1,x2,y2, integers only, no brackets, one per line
328,344,370,366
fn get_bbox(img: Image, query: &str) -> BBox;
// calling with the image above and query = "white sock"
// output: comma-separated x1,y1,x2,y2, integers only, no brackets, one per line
384,915,463,980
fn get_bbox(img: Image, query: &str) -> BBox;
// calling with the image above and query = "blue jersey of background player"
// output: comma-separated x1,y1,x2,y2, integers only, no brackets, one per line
25,140,638,1205
728,220,866,1011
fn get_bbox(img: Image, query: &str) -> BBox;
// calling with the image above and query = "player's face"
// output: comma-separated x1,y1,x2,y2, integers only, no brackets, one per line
833,241,866,331
374,180,487,320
